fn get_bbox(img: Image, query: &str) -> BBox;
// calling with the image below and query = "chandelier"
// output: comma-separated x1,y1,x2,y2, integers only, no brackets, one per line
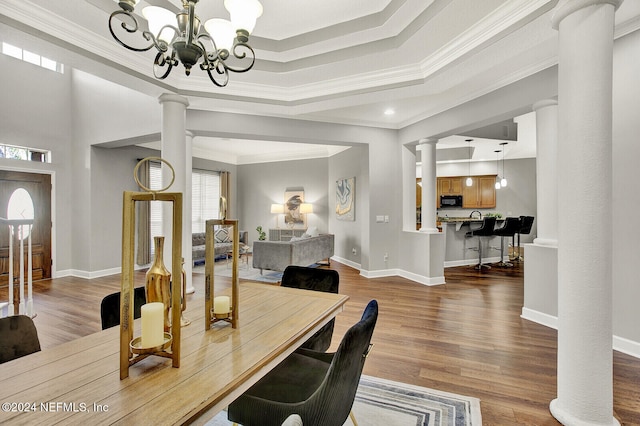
109,0,263,87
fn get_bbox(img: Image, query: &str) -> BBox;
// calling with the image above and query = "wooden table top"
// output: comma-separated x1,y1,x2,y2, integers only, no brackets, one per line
0,282,349,425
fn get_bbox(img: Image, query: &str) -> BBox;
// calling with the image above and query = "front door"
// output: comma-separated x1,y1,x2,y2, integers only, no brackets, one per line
0,170,52,285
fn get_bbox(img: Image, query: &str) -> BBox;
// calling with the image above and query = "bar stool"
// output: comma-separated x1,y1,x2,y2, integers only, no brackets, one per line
513,216,535,261
493,217,522,267
465,217,496,270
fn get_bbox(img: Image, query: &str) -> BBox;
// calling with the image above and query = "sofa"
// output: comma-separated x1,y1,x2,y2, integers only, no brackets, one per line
192,229,248,265
252,234,334,273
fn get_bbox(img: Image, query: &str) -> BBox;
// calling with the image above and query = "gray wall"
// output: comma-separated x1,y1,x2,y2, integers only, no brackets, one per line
328,145,368,265
0,30,74,273
612,29,640,345
237,158,329,245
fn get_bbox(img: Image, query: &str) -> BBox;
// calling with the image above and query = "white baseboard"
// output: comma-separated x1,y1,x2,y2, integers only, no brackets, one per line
521,307,558,330
521,307,640,359
54,265,146,280
332,257,445,286
330,256,361,271
613,336,640,359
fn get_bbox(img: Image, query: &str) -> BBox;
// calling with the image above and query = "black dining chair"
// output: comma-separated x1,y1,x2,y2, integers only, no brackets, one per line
100,286,147,330
227,300,379,426
465,216,496,270
281,266,340,352
493,217,522,267
0,315,41,364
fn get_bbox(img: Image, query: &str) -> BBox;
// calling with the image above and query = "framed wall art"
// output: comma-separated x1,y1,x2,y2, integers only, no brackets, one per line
336,177,355,221
284,189,305,228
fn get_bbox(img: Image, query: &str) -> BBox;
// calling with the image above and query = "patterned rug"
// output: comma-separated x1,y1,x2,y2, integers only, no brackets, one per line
205,375,482,426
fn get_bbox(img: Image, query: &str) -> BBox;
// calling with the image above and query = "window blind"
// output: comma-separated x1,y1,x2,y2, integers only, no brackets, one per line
192,169,220,233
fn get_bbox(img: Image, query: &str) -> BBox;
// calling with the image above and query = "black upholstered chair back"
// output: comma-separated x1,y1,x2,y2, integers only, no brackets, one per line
227,300,378,426
494,217,522,237
100,286,147,330
281,266,340,351
471,216,496,236
519,216,535,234
311,299,378,425
0,315,41,364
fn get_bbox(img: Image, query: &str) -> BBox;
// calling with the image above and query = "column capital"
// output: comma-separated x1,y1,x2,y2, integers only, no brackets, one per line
552,0,623,30
532,99,558,111
158,93,190,107
418,138,438,146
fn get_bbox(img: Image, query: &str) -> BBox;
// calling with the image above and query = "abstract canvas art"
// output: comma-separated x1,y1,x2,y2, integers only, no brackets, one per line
284,189,305,227
336,177,355,221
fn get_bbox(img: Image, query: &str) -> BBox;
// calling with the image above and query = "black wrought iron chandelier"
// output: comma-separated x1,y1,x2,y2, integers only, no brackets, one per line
109,0,263,87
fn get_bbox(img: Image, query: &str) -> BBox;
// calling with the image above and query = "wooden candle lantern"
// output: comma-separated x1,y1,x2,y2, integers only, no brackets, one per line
205,219,239,330
119,157,182,380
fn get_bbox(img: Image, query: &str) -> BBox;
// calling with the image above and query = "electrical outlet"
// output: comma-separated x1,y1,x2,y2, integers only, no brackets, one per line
384,253,388,261
352,248,357,255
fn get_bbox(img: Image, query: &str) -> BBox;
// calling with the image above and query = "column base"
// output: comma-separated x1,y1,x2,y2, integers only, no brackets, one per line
550,398,620,426
419,227,440,234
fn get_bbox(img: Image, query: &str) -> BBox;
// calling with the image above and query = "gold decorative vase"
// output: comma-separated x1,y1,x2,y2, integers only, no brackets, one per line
146,236,171,332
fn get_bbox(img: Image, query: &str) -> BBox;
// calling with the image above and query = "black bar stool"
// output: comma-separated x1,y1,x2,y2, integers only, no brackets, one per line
493,217,522,267
465,216,496,270
513,216,535,261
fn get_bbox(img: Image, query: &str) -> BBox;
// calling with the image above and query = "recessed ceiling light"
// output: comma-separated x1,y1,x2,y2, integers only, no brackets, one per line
384,108,395,116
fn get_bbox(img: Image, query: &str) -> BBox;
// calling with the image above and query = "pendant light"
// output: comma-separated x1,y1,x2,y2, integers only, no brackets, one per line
465,139,473,186
499,142,508,187
494,150,501,189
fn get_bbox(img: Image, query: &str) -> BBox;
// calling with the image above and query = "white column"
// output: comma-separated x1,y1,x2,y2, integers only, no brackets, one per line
532,99,558,247
419,138,438,233
184,131,195,294
550,1,621,425
158,94,189,276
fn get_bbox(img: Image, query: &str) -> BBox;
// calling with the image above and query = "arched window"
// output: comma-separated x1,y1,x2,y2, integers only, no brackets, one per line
7,187,34,239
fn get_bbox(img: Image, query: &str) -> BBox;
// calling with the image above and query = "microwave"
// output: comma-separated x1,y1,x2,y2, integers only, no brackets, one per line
440,195,463,208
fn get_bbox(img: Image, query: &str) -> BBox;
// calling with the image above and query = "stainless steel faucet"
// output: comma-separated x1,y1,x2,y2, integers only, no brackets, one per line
470,210,482,219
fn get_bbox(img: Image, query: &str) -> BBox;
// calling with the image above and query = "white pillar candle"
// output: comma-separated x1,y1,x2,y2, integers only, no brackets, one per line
141,302,165,348
213,296,230,314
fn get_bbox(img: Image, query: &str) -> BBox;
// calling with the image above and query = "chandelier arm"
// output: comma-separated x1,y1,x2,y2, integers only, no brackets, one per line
204,63,230,87
153,50,176,80
224,43,256,74
108,10,156,52
197,34,221,60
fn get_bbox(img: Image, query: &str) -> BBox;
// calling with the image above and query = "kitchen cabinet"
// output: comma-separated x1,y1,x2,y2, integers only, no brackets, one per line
422,175,496,219
462,175,496,208
438,177,463,195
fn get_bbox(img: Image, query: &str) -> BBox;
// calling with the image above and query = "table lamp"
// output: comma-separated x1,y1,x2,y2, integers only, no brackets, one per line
271,203,284,228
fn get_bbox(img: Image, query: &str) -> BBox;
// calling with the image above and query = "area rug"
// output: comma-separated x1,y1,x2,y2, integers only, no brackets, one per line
204,375,482,426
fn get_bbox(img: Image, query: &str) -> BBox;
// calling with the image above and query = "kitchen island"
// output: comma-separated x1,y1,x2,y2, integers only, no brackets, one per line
438,217,505,267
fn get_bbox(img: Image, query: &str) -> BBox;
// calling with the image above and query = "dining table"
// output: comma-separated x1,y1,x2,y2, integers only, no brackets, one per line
0,281,349,425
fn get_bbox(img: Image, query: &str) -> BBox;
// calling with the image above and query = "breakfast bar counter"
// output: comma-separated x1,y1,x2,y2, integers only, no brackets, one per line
438,217,503,266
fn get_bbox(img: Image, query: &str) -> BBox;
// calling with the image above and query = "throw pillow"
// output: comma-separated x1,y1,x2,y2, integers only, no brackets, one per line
214,227,231,243
306,226,319,237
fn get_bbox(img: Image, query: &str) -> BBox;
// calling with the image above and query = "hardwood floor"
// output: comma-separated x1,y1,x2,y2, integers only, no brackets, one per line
2,261,639,425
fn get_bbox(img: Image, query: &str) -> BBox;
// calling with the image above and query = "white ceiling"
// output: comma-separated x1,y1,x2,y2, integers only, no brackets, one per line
2,0,640,163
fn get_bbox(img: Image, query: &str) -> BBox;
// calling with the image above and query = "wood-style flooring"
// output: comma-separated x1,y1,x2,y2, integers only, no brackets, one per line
2,261,639,425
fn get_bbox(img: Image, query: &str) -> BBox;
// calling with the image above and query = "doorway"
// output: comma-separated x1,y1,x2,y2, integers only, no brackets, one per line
0,170,52,285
